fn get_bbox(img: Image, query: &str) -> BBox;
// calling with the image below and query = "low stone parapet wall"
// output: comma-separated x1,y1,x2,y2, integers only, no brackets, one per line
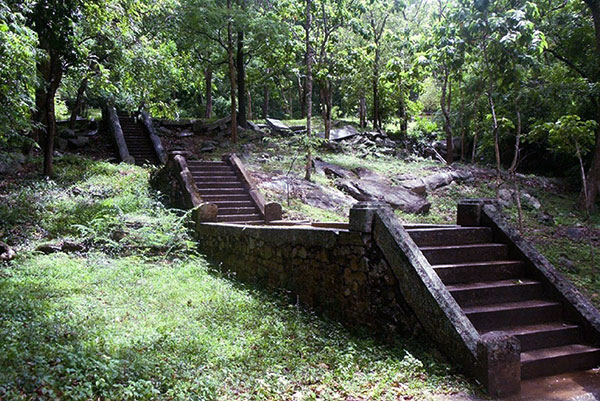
196,221,418,336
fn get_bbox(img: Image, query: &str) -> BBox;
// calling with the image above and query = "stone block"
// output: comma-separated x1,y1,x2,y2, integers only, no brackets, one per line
349,201,388,233
476,332,521,398
457,199,483,226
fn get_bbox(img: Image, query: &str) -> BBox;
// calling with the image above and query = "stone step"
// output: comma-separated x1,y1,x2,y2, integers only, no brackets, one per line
187,160,227,166
191,171,237,177
464,300,563,332
200,194,253,202
434,261,526,285
484,322,582,352
217,214,262,222
194,175,239,182
421,243,509,265
447,279,543,307
407,227,493,247
189,166,234,173
521,344,600,379
197,188,247,196
210,200,255,208
196,182,244,189
217,207,258,215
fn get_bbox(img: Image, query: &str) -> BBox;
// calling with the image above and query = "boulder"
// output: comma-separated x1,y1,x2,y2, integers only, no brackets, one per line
353,167,392,185
0,242,15,261
313,158,356,179
256,172,354,214
0,152,25,175
67,136,90,149
330,125,360,141
336,178,430,214
399,179,427,196
265,118,291,135
521,192,541,210
422,172,454,191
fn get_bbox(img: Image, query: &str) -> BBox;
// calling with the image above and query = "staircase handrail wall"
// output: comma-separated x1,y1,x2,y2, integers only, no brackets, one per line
463,200,600,345
139,111,167,164
102,104,133,163
224,153,283,222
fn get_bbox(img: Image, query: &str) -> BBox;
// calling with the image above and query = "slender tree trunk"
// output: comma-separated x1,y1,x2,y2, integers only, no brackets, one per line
359,96,366,128
372,43,381,130
69,77,87,129
488,91,501,194
298,74,306,119
227,0,238,143
509,106,522,172
247,89,253,121
204,68,213,119
440,68,453,164
398,97,408,137
305,0,313,181
320,80,332,140
579,1,600,208
237,30,247,128
262,85,269,119
43,52,63,177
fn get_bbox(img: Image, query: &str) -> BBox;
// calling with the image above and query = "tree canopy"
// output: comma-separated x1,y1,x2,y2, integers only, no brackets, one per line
2,0,600,208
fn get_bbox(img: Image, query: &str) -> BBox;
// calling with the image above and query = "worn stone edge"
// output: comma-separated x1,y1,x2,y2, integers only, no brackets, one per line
103,104,132,163
224,153,283,222
372,207,481,376
482,203,600,341
140,111,167,164
196,221,356,248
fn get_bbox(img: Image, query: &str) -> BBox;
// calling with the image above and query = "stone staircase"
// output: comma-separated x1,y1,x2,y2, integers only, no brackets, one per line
406,225,600,380
186,159,264,224
117,113,160,165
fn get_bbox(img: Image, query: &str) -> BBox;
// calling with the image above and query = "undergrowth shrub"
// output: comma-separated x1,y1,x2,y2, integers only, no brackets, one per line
0,155,194,256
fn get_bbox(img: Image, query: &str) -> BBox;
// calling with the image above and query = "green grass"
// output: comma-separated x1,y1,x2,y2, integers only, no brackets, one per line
0,155,476,400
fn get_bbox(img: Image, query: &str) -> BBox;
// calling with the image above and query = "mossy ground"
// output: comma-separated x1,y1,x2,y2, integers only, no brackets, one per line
0,155,476,400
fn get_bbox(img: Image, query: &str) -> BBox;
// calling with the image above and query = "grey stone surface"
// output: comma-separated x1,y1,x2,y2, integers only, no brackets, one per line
337,178,431,214
477,332,521,397
330,125,360,141
195,220,417,335
481,203,600,344
371,206,480,378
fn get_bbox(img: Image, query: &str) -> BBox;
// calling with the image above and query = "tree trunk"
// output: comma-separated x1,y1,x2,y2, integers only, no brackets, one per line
262,85,269,119
320,80,332,140
298,74,306,119
247,89,253,121
69,77,88,129
359,96,366,128
398,97,408,137
305,0,313,181
581,0,600,209
237,30,247,128
488,91,501,193
43,51,63,177
440,68,453,165
227,0,238,143
372,60,380,130
204,68,213,119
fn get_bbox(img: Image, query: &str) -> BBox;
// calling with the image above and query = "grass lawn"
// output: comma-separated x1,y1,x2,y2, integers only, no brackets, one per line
0,156,476,400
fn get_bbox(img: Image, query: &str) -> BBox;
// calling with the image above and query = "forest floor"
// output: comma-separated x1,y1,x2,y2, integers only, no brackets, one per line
1,121,599,400
0,156,476,400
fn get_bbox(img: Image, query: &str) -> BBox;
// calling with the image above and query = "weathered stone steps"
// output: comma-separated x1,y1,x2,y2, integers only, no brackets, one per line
406,224,600,380
434,260,526,284
118,114,160,165
188,160,264,224
521,344,600,379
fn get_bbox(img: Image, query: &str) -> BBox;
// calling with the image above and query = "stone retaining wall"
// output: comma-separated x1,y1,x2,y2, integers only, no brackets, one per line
196,221,419,336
